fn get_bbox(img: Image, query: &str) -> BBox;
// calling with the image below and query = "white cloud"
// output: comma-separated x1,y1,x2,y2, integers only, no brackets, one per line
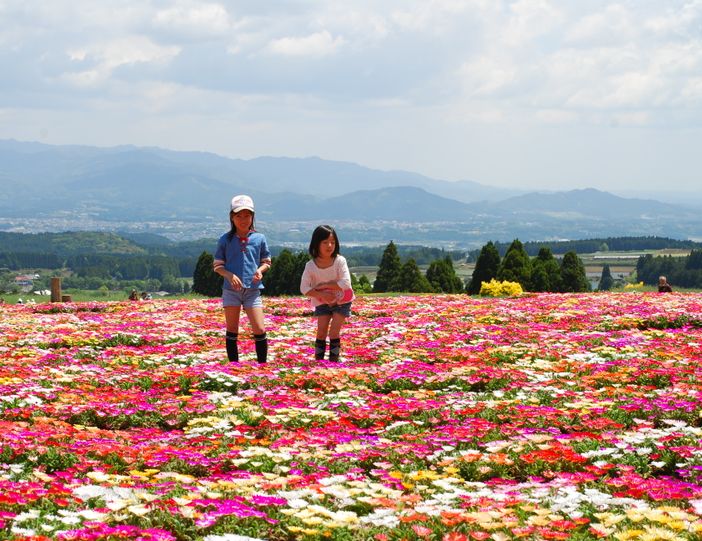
3,0,702,191
566,4,636,46
266,30,345,57
153,2,232,37
502,0,564,47
61,37,180,87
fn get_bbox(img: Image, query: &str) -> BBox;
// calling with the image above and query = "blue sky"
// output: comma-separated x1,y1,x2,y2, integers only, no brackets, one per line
1,0,701,193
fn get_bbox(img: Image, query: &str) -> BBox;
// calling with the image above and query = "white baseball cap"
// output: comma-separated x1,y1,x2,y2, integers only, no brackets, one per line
230,194,254,213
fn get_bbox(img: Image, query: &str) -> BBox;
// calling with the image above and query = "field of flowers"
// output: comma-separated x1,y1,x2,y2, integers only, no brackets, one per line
1,292,702,541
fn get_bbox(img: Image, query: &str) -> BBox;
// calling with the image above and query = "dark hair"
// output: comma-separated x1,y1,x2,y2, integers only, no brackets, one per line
309,225,340,258
227,209,255,240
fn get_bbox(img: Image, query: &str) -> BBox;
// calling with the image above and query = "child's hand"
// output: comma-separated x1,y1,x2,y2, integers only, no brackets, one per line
230,273,243,290
252,269,263,283
318,289,337,305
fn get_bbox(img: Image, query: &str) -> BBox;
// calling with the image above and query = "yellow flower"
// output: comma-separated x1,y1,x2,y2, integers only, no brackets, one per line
614,530,645,540
638,525,685,540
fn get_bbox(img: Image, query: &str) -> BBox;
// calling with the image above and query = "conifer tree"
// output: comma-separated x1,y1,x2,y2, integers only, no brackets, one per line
467,241,501,294
396,258,433,293
264,249,309,295
560,251,590,292
531,247,562,292
191,251,223,297
426,256,464,293
496,239,532,291
373,241,402,292
597,264,614,291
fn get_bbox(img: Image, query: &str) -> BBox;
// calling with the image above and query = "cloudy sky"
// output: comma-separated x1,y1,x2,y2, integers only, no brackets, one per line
1,0,701,192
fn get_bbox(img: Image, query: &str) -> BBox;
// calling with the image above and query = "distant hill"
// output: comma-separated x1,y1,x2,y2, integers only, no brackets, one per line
0,140,520,221
0,231,147,255
2,139,702,243
493,188,688,220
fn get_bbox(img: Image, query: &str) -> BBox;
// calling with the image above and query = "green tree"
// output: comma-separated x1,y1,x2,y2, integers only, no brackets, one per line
497,239,532,290
531,247,562,292
467,241,501,294
597,264,614,291
191,251,223,297
351,273,373,294
374,241,402,293
426,256,463,293
686,249,702,270
395,258,433,293
264,249,309,295
560,251,590,292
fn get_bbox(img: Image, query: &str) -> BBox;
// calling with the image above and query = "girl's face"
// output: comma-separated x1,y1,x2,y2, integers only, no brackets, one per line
231,209,253,233
318,233,336,258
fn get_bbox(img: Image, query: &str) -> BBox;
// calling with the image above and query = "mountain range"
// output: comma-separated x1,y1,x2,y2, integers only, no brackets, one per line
1,139,700,244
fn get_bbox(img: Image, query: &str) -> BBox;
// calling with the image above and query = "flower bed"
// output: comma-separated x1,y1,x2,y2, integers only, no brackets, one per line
1,293,701,540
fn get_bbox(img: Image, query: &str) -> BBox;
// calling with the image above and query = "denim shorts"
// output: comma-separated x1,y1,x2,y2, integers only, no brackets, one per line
314,302,352,317
223,287,263,308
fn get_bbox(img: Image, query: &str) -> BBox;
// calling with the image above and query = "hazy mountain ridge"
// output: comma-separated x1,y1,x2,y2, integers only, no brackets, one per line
1,139,700,243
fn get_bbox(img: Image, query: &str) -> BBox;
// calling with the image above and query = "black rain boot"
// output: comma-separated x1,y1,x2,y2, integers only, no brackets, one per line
225,331,239,363
314,339,327,361
329,338,341,362
254,332,268,363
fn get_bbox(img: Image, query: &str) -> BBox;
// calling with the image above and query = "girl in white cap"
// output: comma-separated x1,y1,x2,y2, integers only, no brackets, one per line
213,195,271,363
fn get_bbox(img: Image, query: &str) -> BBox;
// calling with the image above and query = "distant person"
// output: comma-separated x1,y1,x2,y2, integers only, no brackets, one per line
658,276,673,293
141,291,152,300
213,194,271,363
129,289,139,301
300,225,355,362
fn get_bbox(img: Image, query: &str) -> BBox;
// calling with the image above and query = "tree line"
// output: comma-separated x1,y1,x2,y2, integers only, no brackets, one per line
465,236,701,261
466,240,590,293
636,250,702,288
192,239,591,297
5,230,701,295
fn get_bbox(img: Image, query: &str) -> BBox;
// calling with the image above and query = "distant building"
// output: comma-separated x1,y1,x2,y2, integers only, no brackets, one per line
15,274,35,287
14,274,38,292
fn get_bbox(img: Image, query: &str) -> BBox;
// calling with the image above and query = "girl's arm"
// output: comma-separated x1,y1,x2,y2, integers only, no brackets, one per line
301,265,337,303
213,238,243,289
336,256,353,291
253,257,271,283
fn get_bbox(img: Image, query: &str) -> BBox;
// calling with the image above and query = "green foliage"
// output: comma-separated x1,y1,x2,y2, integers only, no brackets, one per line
425,256,463,293
560,251,590,292
637,249,702,288
264,249,309,295
343,244,464,267
351,273,373,293
35,447,79,473
0,231,148,255
467,241,501,294
467,235,701,259
598,263,614,291
497,239,532,290
394,258,433,293
373,241,401,292
191,251,223,297
531,247,562,292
